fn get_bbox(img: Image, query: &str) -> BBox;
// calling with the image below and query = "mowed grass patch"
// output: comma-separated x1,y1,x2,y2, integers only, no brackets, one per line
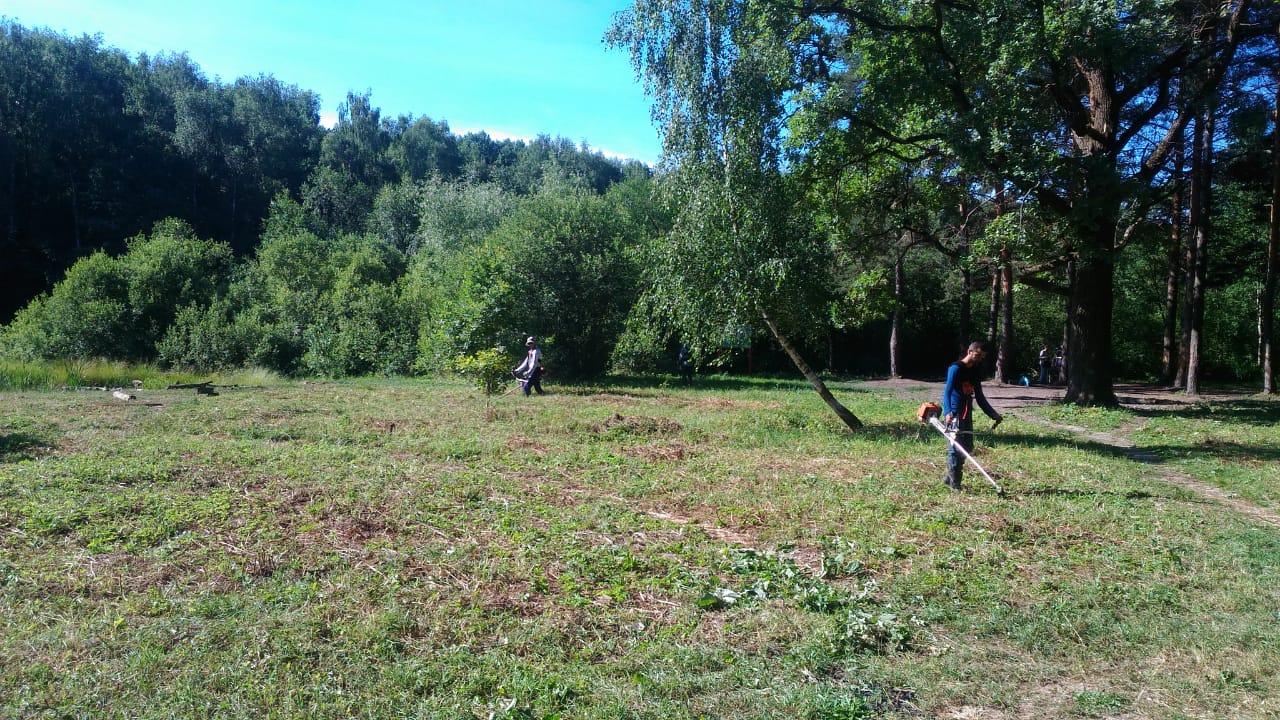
2,377,1278,718
1132,399,1280,509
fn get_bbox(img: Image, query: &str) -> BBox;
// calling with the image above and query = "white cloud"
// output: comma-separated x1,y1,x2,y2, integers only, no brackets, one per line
451,126,536,145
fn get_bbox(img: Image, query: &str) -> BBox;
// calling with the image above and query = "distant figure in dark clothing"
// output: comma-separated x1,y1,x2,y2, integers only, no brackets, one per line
1038,345,1051,385
677,345,694,385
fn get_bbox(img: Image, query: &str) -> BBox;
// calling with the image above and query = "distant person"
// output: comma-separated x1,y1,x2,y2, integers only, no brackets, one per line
1038,345,1051,385
513,336,545,396
677,344,694,385
1054,346,1065,384
941,341,1003,490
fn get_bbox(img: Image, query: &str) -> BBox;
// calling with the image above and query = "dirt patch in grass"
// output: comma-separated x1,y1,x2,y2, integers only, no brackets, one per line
621,442,695,462
590,413,684,436
506,435,549,454
684,396,780,412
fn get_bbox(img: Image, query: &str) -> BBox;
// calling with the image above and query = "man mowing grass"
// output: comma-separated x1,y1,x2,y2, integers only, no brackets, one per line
941,341,1003,490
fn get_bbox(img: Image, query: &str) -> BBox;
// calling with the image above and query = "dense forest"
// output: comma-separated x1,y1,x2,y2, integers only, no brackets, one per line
3,2,1279,406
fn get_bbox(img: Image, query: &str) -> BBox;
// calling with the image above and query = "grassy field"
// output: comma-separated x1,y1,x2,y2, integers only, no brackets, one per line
1,374,1278,719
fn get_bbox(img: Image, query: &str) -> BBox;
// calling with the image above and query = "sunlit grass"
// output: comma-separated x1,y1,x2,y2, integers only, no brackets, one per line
0,359,289,391
2,374,1278,718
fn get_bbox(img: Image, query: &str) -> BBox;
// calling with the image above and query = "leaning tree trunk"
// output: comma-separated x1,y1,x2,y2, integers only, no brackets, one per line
958,265,973,354
761,309,863,431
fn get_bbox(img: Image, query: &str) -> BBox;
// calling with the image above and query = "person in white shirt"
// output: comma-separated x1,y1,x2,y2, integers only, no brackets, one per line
513,336,545,395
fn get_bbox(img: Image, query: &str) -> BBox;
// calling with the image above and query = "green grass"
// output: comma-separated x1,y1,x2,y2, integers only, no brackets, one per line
0,358,288,391
1131,400,1280,508
2,375,1279,718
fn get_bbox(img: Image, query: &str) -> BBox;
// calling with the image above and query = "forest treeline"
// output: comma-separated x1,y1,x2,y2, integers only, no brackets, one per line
2,6,1279,399
0,21,643,320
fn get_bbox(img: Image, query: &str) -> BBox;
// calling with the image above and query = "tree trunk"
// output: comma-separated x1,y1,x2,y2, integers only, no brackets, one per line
986,264,1000,342
1175,178,1195,389
1064,237,1118,406
958,265,972,354
1263,47,1279,395
1161,149,1184,386
761,309,863,431
889,251,904,378
1186,106,1215,396
996,245,1015,384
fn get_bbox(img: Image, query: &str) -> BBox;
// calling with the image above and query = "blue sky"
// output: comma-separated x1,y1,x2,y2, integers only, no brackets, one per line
2,0,662,164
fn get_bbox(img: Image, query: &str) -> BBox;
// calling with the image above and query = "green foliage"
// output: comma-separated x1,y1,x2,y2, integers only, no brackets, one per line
1074,689,1130,716
1,252,130,361
610,1,840,361
155,227,414,376
412,240,517,374
1,220,232,363
416,182,642,379
453,347,515,396
416,178,521,253
156,299,255,370
830,268,894,330
367,180,422,252
123,219,235,346
303,278,413,377
489,184,641,377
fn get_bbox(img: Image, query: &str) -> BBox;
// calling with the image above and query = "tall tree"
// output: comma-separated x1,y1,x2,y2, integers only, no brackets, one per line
791,0,1262,404
1185,103,1216,395
610,0,863,430
1265,27,1280,394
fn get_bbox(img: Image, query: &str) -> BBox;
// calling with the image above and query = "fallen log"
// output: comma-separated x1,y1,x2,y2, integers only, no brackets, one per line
166,381,214,390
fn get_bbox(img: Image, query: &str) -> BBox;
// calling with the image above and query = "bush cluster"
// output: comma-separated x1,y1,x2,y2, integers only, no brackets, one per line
3,182,652,380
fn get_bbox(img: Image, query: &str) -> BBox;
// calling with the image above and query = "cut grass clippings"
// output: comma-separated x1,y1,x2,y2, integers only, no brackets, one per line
1,375,1278,719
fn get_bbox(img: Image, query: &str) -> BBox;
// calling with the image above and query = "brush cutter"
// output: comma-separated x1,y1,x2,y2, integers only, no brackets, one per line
916,402,1003,495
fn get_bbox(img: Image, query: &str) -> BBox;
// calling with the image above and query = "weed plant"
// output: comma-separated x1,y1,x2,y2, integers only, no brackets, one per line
1,375,1278,718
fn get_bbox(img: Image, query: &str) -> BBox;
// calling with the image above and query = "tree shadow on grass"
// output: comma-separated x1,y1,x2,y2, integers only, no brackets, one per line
1133,440,1280,465
859,424,1142,460
1014,487,1173,502
566,373,878,396
0,432,54,461
1130,399,1280,426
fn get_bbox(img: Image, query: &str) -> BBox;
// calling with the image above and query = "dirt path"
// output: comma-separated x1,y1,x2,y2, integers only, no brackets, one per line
857,379,1280,529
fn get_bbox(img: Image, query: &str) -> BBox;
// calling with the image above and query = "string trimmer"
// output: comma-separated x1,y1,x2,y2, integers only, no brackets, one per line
917,402,1003,495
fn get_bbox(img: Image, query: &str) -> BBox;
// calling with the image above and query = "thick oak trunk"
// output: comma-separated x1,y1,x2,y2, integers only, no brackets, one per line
1064,239,1118,406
